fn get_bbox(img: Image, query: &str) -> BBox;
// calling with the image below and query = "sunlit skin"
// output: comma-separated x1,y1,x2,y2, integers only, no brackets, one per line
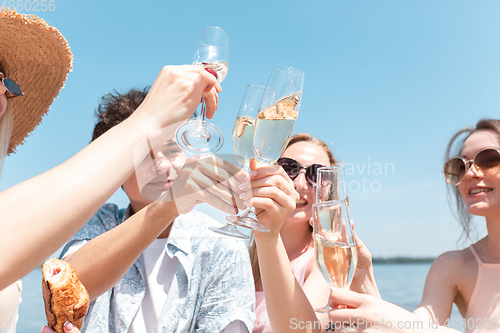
281,141,331,228
458,130,500,219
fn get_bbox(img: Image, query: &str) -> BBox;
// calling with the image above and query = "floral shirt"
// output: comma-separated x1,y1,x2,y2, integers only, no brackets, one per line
60,204,255,333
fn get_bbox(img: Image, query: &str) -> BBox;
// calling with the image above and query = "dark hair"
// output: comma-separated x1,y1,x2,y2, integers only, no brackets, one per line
445,118,500,244
91,87,149,142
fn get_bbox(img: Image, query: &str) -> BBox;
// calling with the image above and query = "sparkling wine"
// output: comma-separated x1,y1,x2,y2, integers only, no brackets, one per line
232,116,255,165
197,61,229,84
314,235,357,290
252,92,300,165
253,118,296,164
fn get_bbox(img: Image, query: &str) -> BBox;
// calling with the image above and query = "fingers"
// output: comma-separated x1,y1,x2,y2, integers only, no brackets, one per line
189,68,218,118
328,288,363,310
42,321,81,333
172,155,249,211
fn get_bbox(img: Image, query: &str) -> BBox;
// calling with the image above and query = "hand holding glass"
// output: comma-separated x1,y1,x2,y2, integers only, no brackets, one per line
313,200,357,314
176,26,228,154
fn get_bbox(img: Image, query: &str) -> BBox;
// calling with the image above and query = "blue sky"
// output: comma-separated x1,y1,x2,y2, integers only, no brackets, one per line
1,0,499,257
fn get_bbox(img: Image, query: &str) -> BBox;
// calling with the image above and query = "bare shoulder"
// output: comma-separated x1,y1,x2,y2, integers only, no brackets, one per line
432,248,475,272
427,247,478,291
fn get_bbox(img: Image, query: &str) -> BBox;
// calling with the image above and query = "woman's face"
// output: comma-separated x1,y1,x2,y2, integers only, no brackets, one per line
458,130,500,218
123,139,186,212
281,141,331,224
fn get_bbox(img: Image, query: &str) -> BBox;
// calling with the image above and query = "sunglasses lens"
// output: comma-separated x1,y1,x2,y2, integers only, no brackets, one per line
3,78,22,96
444,158,466,185
278,158,300,179
306,164,323,186
475,149,500,177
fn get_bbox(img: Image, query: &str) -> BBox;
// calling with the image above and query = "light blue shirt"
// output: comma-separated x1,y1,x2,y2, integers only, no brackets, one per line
60,204,255,333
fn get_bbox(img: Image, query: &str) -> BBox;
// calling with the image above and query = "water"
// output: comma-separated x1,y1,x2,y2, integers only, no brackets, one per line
15,263,463,333
374,263,464,332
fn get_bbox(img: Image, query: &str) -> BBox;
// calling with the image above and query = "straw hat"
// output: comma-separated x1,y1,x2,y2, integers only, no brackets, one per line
0,8,72,154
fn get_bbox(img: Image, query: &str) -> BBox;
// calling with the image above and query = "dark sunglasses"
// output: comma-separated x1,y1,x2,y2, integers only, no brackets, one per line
0,72,23,98
277,157,325,187
444,147,500,186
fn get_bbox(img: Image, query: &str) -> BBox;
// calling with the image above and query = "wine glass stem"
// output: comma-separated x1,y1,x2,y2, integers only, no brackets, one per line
191,98,209,139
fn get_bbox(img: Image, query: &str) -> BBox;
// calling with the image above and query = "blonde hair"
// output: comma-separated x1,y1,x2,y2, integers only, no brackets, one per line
249,133,335,288
0,101,13,179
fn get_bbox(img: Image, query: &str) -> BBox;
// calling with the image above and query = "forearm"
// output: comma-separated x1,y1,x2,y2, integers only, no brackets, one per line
254,233,320,333
65,201,178,300
0,114,158,289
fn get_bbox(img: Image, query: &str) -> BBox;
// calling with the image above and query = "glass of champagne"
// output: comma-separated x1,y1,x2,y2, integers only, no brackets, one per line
223,85,274,233
231,65,304,232
312,200,357,315
176,26,229,154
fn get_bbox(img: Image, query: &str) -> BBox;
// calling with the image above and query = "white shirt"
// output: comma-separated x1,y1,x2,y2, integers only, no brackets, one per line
66,239,248,333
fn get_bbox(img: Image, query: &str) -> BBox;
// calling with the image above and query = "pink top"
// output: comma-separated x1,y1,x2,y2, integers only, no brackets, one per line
465,245,500,333
253,247,315,333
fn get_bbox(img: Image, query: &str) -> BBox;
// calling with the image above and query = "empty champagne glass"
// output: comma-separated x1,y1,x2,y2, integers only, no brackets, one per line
316,166,349,210
224,85,275,233
313,200,357,315
176,26,229,154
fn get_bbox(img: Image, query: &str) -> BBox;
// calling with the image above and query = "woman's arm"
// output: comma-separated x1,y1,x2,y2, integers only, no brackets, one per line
0,65,218,290
328,288,462,333
249,160,325,332
64,155,248,301
413,252,462,324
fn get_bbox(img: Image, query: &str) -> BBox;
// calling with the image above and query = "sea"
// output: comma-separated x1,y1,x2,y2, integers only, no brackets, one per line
15,263,464,333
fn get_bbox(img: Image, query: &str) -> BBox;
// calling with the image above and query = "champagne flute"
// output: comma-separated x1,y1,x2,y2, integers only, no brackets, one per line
316,166,349,209
312,200,357,315
176,26,229,154
230,65,304,232
223,85,275,233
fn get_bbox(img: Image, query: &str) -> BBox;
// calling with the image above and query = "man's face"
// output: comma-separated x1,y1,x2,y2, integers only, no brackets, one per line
123,139,186,212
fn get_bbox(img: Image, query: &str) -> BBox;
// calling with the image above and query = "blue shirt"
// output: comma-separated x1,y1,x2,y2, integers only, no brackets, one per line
60,204,255,333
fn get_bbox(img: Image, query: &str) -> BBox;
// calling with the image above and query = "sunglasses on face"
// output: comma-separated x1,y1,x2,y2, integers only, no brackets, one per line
0,72,23,98
277,157,325,187
444,147,500,186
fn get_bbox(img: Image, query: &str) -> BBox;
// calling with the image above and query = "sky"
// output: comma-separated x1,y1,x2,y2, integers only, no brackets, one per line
1,0,499,257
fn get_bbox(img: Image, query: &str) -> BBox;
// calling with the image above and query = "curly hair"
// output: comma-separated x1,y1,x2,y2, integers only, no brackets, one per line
91,87,149,142
445,118,500,244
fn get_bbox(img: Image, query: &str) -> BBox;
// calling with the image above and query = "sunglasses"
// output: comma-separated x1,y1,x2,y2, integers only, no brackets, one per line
444,147,500,186
0,72,23,98
277,157,325,187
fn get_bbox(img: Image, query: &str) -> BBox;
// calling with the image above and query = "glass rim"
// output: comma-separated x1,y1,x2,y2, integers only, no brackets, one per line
317,165,345,173
246,84,267,91
200,26,229,47
272,64,305,76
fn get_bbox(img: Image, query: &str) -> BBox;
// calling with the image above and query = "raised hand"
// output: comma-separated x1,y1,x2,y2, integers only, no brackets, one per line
132,65,220,132
245,159,298,237
158,154,249,215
